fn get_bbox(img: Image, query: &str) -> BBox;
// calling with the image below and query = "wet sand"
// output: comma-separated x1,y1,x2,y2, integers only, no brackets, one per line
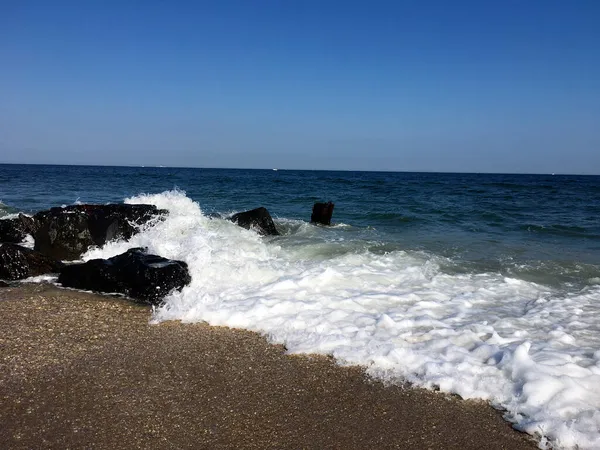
0,283,537,449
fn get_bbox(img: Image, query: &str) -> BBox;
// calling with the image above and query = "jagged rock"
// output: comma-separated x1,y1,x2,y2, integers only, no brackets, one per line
311,202,335,226
0,243,64,281
58,248,191,305
230,207,279,236
0,214,38,243
34,204,167,260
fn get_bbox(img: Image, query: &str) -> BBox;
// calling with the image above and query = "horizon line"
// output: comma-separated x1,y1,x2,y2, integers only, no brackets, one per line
0,162,598,177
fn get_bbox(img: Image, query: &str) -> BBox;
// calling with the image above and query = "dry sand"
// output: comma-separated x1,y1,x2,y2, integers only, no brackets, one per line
0,283,538,449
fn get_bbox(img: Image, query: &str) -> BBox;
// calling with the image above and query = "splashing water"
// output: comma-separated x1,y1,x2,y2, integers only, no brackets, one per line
81,190,600,449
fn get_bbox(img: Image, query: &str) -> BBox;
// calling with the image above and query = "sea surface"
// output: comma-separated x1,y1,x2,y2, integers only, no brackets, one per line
2,164,600,449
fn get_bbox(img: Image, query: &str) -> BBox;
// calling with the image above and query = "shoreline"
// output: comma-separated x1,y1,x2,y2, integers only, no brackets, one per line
1,283,538,449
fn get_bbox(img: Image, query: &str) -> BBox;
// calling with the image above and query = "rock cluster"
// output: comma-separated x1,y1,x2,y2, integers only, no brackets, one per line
0,204,184,303
0,203,284,303
33,204,167,260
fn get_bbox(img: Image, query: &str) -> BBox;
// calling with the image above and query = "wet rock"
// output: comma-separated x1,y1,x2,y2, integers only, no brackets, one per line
0,280,9,287
311,202,335,226
34,204,167,260
58,248,191,305
0,214,38,244
0,243,64,281
33,208,93,261
230,207,280,236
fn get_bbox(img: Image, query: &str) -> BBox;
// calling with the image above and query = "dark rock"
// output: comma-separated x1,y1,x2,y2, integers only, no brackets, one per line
33,208,93,261
0,243,64,281
230,207,280,236
311,202,335,226
0,280,9,287
34,204,167,260
58,248,191,305
0,214,38,243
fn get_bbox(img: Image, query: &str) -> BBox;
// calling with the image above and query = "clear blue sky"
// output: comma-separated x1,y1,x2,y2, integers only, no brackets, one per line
1,0,599,173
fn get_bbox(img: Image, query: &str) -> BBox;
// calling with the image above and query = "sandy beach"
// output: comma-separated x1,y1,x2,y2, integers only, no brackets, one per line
1,283,537,449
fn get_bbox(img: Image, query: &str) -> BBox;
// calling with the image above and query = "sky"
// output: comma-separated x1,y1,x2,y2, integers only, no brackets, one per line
1,0,599,173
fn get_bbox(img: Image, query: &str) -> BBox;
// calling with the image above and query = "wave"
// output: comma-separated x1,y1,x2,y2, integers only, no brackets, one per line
80,190,600,449
0,201,20,218
443,257,600,290
520,223,599,239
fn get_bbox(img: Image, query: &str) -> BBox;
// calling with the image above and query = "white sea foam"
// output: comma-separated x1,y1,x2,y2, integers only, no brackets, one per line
24,274,58,283
20,234,35,249
0,212,23,220
82,190,600,449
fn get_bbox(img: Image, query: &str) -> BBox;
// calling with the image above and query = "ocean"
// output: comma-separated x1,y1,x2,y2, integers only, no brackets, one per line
1,164,600,449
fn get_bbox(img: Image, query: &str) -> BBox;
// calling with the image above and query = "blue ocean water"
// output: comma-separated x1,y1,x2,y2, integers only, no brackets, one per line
2,164,599,289
2,163,600,448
